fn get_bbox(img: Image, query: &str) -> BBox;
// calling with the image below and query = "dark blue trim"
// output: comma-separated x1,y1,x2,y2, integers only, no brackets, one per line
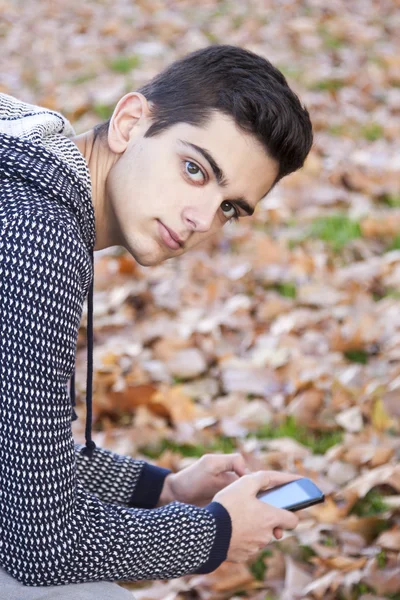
194,502,232,574
128,463,172,509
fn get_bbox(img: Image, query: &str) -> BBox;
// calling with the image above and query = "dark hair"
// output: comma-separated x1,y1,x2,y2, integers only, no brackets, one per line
93,45,313,184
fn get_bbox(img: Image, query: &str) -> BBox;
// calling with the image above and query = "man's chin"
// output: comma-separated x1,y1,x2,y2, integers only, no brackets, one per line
125,236,186,267
132,249,171,267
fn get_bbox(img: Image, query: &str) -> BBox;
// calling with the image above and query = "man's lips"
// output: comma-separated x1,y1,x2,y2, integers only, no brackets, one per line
157,220,184,250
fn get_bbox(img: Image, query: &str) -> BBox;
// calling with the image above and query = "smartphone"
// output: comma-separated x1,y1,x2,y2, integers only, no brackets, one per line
256,477,325,512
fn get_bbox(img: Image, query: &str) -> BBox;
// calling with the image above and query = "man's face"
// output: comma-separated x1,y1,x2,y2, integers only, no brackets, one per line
106,110,279,266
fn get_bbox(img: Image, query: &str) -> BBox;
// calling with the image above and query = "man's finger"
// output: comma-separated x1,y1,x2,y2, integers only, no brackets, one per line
221,452,248,477
255,470,302,492
204,453,249,477
230,453,248,477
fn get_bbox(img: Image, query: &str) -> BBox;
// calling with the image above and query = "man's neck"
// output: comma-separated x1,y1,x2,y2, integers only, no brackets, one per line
72,131,119,251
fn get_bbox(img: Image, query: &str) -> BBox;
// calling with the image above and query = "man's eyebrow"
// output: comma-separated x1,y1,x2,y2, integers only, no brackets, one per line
179,139,256,217
179,139,229,187
232,198,255,216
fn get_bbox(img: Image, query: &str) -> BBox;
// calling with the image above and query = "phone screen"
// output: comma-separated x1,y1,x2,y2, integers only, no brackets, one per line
258,480,312,509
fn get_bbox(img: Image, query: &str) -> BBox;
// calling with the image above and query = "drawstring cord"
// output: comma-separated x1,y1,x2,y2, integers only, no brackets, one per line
71,248,96,459
70,370,78,421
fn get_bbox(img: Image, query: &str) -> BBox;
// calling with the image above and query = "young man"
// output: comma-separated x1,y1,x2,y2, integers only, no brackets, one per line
0,45,313,598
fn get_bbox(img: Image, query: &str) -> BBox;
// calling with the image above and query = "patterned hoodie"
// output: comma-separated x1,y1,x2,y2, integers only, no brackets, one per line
0,92,232,586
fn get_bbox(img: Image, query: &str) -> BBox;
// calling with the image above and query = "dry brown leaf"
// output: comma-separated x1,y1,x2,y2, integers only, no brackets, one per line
264,549,286,581
343,444,394,468
361,213,400,238
376,526,400,551
307,496,346,523
341,516,390,544
252,236,289,269
220,364,282,396
335,406,364,433
108,384,159,414
314,555,368,573
205,562,255,592
166,348,208,379
340,464,400,503
364,563,400,595
301,569,342,599
287,389,324,425
282,556,313,599
327,460,358,486
297,284,345,307
150,386,200,424
256,294,294,322
264,437,312,459
371,398,396,432
152,337,191,361
383,387,400,419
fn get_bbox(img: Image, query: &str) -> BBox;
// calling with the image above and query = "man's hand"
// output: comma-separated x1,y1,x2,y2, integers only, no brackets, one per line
156,453,248,508
214,470,301,562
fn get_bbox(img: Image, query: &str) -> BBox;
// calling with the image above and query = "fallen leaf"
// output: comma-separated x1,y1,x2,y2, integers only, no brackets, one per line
376,526,400,551
335,406,364,432
364,563,400,595
206,562,255,592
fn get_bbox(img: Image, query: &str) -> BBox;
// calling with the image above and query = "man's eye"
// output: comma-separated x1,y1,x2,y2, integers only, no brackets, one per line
221,201,239,222
185,161,205,183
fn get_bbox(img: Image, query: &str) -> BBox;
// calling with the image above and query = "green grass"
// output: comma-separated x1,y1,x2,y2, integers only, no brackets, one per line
203,30,219,43
322,34,344,49
380,193,400,208
307,214,362,251
361,122,384,141
310,78,346,92
109,54,140,73
373,287,400,301
328,124,347,136
70,72,96,85
232,14,245,29
321,533,337,547
274,282,297,299
140,435,236,459
93,103,114,120
252,416,343,455
277,64,301,81
350,489,390,517
209,2,231,18
344,349,369,364
376,549,387,568
388,234,400,251
337,582,377,600
318,25,345,49
141,418,343,459
298,545,317,561
264,281,297,298
249,549,272,581
352,583,375,598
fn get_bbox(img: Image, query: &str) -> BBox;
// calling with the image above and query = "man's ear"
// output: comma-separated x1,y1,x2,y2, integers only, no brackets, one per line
107,92,152,154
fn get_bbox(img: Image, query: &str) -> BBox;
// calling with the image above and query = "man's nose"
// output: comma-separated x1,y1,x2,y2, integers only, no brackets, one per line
181,201,219,233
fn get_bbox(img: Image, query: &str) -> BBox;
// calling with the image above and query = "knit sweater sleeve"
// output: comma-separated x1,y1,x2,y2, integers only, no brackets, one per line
0,212,232,586
74,444,172,509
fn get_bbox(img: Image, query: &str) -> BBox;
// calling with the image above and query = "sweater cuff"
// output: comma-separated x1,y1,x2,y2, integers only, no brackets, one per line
193,501,232,574
127,462,172,509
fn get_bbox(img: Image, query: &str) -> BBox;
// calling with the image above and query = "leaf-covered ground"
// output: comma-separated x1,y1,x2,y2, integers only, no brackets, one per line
2,1,400,598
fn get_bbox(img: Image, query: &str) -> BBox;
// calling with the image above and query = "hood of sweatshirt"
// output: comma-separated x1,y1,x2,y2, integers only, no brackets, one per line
0,91,97,457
